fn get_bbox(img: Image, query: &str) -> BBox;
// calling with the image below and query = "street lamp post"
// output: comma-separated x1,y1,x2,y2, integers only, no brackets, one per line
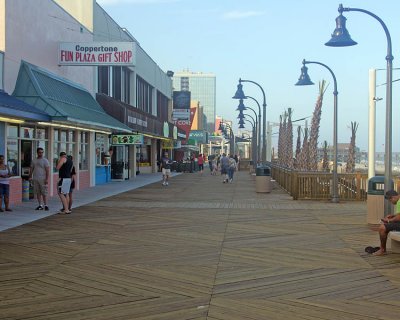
233,78,267,163
245,96,262,163
296,59,339,203
325,3,394,213
219,121,235,155
241,113,257,169
236,100,259,164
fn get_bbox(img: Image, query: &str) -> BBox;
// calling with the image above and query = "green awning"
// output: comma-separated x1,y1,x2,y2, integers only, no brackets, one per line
12,61,131,133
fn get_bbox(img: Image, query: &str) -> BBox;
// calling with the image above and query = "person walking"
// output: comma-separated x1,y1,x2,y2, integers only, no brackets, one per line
228,155,237,183
56,152,73,214
0,155,12,212
67,155,76,212
29,147,50,211
198,153,204,176
220,153,230,183
161,152,172,186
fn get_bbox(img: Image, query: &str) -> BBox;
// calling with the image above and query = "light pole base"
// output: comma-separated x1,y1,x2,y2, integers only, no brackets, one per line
331,196,340,203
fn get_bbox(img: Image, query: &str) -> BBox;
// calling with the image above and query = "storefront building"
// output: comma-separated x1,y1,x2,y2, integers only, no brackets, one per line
93,3,179,175
0,0,130,205
0,0,178,204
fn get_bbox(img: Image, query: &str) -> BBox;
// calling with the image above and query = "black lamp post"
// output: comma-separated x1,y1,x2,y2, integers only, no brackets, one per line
325,3,393,213
296,59,339,203
233,78,267,163
236,100,259,164
243,114,257,169
219,120,235,155
245,96,262,163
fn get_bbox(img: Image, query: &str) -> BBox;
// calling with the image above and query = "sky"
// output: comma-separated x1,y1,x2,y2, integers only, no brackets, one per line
97,0,400,152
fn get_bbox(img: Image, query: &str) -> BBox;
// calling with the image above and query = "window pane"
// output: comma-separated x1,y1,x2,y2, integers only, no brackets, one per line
112,66,121,100
6,139,18,175
98,66,109,95
20,127,34,139
36,128,46,139
7,125,18,138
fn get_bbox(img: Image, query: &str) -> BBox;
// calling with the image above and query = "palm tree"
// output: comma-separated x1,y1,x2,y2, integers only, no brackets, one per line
281,111,288,167
294,126,301,169
278,114,283,165
298,126,309,171
346,121,359,173
308,80,327,171
322,140,329,171
286,108,294,168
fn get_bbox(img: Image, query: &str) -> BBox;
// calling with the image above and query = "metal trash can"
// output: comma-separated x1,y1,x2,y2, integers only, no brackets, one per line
367,176,393,225
255,166,271,193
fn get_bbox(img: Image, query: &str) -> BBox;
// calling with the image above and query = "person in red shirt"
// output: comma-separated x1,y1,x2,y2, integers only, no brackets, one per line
198,153,204,176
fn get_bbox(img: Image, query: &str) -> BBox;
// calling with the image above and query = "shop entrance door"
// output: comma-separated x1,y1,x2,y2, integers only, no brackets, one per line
21,140,33,201
111,145,129,180
21,140,33,179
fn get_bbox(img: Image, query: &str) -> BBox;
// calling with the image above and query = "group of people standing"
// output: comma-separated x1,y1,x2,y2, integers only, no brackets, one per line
208,153,238,183
28,148,76,214
0,148,76,214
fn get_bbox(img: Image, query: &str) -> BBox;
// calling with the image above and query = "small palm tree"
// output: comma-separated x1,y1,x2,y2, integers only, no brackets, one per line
278,114,283,165
298,126,309,171
309,80,327,171
322,140,329,171
294,126,301,169
346,121,359,173
286,108,294,168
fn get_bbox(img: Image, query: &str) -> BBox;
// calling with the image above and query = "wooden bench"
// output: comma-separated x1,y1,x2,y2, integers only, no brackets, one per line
389,231,400,253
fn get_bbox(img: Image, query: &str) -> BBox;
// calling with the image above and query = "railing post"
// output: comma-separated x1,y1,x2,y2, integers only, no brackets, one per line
292,170,298,200
356,172,361,200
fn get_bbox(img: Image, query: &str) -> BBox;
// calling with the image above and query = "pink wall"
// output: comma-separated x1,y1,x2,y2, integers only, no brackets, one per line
8,178,22,206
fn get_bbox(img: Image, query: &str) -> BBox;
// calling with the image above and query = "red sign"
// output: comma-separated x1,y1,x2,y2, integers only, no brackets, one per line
173,108,196,144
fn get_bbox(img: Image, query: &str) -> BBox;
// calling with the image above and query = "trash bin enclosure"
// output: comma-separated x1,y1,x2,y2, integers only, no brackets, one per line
367,176,393,225
255,166,271,193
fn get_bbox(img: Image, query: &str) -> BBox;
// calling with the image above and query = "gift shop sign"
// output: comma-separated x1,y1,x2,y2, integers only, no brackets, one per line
58,42,136,66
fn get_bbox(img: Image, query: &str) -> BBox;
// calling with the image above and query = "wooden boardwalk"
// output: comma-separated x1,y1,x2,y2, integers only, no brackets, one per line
1,171,400,319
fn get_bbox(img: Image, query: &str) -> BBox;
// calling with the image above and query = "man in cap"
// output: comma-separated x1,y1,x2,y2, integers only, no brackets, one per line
373,190,400,256
161,152,171,186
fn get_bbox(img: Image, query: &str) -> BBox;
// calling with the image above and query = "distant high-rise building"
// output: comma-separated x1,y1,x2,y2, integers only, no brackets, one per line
173,70,216,133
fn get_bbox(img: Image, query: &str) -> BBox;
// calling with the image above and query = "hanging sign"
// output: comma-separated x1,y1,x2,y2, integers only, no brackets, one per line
111,134,143,145
58,42,136,66
161,139,174,149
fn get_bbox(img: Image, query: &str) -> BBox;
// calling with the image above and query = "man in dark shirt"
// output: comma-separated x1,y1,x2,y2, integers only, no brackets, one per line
161,152,171,186
56,152,73,214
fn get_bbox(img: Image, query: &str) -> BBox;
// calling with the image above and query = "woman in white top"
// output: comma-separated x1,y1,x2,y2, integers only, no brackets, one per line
0,155,12,212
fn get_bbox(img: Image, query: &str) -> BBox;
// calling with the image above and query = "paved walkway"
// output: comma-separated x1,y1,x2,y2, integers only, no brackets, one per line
1,170,400,320
0,172,175,232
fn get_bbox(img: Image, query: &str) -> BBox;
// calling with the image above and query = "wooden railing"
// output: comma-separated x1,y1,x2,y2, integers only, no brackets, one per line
269,164,371,201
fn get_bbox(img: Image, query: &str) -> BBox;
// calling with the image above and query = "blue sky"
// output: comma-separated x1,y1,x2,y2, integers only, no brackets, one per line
97,0,400,152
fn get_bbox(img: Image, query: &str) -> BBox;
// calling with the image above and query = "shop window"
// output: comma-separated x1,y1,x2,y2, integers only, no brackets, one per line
123,67,131,104
6,139,18,175
112,66,121,101
137,145,151,166
95,133,110,165
6,125,48,177
7,125,18,138
53,129,75,172
79,132,89,170
136,76,153,113
98,66,109,95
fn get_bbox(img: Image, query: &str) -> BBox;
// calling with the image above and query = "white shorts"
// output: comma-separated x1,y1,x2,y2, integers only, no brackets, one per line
162,168,171,176
58,178,72,195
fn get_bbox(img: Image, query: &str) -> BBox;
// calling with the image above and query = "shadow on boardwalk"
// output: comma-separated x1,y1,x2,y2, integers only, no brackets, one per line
1,171,400,319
